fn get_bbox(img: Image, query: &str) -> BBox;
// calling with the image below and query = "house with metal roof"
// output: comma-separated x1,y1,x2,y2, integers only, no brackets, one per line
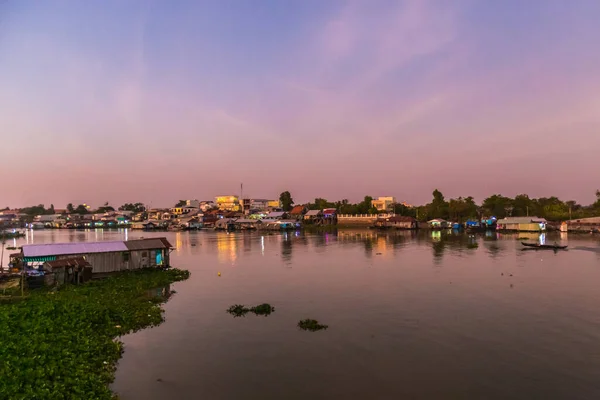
262,211,287,221
19,238,173,274
496,217,547,232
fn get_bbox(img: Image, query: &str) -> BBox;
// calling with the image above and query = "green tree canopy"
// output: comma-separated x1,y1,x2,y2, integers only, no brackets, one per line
279,191,294,211
119,203,146,213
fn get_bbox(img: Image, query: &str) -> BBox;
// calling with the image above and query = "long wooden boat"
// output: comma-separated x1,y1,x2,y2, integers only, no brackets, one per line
521,242,567,250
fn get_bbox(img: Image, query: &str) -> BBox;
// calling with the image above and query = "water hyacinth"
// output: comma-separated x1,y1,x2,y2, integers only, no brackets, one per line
0,267,190,399
298,319,328,332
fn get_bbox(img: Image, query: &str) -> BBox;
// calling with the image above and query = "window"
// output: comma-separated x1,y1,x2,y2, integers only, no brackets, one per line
123,252,130,262
142,251,148,257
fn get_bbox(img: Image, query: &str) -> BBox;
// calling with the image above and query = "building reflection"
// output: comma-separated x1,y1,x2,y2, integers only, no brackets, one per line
281,232,292,262
216,233,237,264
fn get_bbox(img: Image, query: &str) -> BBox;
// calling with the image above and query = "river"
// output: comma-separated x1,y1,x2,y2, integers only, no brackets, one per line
5,229,600,399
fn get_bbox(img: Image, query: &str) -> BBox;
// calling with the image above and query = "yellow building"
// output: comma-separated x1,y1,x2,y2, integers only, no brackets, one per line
267,200,280,208
371,196,396,211
216,196,240,211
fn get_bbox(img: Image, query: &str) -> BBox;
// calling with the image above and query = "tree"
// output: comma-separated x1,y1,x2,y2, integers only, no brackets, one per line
427,189,449,219
308,198,334,210
20,204,46,216
96,202,115,213
448,196,477,222
75,204,89,214
356,196,376,214
47,204,55,215
119,203,146,213
174,200,186,207
481,194,512,218
279,191,294,212
67,203,74,213
513,194,535,217
393,203,416,217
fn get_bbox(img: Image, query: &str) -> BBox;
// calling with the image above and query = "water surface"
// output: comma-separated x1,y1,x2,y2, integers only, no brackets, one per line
6,230,600,399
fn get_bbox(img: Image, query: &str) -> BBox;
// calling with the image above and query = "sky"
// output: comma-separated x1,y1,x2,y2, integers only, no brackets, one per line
1,0,600,208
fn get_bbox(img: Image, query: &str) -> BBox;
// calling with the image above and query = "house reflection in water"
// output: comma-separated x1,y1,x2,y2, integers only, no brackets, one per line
217,233,238,264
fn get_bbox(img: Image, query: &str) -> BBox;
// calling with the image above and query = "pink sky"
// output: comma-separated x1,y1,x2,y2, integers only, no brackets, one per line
1,1,599,208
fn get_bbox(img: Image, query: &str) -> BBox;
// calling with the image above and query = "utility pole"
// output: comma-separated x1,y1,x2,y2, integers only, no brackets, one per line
240,183,244,214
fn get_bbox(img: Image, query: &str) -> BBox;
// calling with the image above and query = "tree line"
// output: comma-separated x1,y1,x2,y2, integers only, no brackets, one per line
278,190,600,222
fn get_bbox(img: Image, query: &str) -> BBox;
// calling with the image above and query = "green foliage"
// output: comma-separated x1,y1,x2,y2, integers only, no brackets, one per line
174,200,186,207
226,303,275,317
307,198,335,210
226,304,250,317
19,204,47,216
298,319,328,331
279,191,294,212
0,268,190,399
74,204,89,214
119,203,146,213
448,196,477,222
67,203,74,213
250,303,275,316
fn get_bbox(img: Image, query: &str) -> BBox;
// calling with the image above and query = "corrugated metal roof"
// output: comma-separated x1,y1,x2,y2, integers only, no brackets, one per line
124,238,172,251
305,210,322,216
497,217,546,224
267,212,285,217
22,241,128,258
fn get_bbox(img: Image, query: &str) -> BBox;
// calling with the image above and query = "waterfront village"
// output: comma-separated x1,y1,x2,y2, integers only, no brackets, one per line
3,194,600,235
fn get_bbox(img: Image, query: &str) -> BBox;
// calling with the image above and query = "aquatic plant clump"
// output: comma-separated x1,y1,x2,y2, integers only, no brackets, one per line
298,319,328,331
250,303,275,316
227,304,251,317
227,303,275,317
0,267,190,400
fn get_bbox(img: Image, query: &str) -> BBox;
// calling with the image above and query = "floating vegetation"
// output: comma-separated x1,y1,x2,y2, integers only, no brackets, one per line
227,304,250,317
227,303,275,317
5,246,17,250
298,319,328,332
467,243,479,249
0,267,190,399
251,303,275,316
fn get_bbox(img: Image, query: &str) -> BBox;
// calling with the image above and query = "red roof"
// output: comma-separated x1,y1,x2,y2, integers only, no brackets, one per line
290,205,305,215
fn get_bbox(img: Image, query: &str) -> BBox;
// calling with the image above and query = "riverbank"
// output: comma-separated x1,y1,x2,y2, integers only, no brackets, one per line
0,267,190,399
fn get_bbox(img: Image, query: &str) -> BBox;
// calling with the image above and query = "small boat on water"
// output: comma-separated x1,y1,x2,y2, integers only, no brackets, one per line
521,242,567,250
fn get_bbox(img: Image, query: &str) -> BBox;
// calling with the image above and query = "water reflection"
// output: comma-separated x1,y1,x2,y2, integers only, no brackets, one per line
216,233,238,264
281,233,292,263
3,229,590,270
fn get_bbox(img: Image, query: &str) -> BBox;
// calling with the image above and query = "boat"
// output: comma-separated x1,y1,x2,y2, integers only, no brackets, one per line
521,242,567,250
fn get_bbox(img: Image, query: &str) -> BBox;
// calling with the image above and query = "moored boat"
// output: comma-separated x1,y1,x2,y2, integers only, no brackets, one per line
521,242,567,250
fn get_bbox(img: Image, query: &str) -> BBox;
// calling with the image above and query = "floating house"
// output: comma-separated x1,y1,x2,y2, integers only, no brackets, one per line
428,219,450,229
214,218,236,231
263,211,287,221
17,238,173,274
496,217,547,232
233,218,262,230
374,215,418,230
